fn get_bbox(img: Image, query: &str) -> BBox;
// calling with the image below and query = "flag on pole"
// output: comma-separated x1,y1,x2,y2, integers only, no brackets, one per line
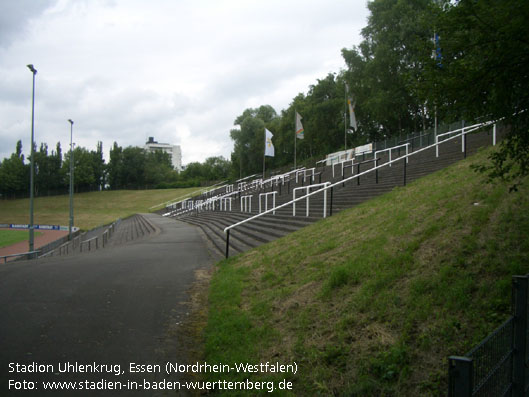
295,111,304,139
432,32,442,67
265,128,275,157
345,83,357,131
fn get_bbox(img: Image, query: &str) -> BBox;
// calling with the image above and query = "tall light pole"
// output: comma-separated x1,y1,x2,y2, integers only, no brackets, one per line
68,119,74,240
27,64,37,253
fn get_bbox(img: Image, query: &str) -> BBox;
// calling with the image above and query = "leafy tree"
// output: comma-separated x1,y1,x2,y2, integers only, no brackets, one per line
0,141,28,198
431,0,529,188
144,150,176,187
108,142,124,190
91,141,105,191
33,143,64,195
342,0,436,140
121,146,146,189
230,105,278,177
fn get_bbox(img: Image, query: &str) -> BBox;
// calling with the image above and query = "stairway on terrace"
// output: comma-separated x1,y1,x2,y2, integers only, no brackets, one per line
41,214,158,258
107,214,158,247
169,127,499,258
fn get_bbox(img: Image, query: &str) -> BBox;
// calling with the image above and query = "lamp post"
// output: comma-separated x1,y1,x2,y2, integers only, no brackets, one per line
27,64,37,253
68,119,74,240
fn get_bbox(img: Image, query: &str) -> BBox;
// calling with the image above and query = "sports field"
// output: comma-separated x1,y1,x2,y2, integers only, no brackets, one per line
0,229,42,249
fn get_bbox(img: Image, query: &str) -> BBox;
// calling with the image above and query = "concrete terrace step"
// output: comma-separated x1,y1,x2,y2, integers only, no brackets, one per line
169,127,502,258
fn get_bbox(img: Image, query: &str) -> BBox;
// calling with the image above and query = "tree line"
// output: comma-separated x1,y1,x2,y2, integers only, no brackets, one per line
0,140,231,199
229,0,529,187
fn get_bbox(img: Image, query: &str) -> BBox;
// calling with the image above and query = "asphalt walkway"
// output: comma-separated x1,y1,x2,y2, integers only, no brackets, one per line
0,214,217,396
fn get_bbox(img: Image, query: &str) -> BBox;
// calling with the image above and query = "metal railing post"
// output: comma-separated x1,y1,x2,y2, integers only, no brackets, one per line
330,186,333,216
225,230,230,258
493,123,497,146
461,127,466,155
463,133,467,159
306,190,309,217
323,188,327,218
293,189,297,216
448,356,473,397
513,275,528,396
403,157,407,186
376,159,379,184
357,163,360,186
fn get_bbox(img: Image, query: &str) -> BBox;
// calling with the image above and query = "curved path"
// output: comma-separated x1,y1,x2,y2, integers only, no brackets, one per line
0,214,217,396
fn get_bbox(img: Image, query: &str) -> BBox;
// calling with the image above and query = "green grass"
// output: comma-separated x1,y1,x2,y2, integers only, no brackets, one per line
0,187,203,231
0,229,41,248
202,146,529,396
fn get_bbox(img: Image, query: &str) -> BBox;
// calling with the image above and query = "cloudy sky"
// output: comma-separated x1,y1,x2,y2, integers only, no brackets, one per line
0,0,369,165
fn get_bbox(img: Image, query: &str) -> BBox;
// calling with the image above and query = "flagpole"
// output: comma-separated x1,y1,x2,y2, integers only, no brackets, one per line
263,128,266,179
344,84,347,150
294,110,297,170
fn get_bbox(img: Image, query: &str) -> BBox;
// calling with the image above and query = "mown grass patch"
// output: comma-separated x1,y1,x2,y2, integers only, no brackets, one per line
203,146,529,396
0,229,42,248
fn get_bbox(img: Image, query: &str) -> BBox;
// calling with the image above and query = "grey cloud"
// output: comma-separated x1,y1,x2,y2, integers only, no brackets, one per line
0,0,55,48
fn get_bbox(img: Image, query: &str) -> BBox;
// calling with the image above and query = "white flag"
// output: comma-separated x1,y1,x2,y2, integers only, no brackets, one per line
295,111,304,139
265,128,275,157
345,83,358,131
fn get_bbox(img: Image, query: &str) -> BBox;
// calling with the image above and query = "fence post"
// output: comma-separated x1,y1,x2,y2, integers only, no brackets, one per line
225,230,230,258
357,163,361,186
512,275,528,396
448,356,473,397
376,158,379,184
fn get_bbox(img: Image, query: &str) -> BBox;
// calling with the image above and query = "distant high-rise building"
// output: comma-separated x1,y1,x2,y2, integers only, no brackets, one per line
144,137,182,171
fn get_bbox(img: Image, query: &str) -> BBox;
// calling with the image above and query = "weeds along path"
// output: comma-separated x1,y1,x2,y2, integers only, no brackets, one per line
0,214,217,396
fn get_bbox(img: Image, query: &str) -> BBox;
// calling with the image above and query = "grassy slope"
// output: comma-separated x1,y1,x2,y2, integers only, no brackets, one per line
203,146,529,396
0,187,199,230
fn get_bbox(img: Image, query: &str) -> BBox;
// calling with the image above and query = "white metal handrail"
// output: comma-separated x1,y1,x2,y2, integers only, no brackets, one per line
374,143,410,167
293,182,331,218
333,159,354,178
259,192,277,214
220,197,233,211
224,120,496,240
296,167,315,183
241,195,253,213
435,122,483,157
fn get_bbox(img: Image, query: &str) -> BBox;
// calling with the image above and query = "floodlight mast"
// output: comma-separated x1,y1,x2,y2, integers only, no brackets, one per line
68,119,74,240
27,64,37,253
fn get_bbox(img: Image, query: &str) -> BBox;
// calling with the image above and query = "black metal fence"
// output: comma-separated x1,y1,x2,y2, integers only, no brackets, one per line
449,275,529,396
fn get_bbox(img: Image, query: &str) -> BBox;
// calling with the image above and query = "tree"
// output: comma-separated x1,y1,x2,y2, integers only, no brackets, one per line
230,105,278,177
33,143,64,195
0,141,28,198
108,142,124,190
431,0,529,188
144,150,175,187
342,0,436,140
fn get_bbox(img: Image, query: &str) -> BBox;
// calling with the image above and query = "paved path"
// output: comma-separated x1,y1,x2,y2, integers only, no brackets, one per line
0,214,216,396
